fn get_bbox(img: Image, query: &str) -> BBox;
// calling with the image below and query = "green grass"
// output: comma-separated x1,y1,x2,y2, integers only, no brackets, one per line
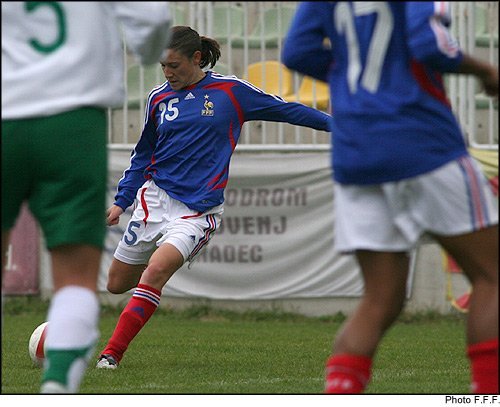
1,296,469,394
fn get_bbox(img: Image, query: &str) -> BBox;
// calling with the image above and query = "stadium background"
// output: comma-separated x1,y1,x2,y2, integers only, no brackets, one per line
3,1,498,317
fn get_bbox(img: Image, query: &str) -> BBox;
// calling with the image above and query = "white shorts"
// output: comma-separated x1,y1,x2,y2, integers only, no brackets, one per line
334,155,498,253
114,179,223,265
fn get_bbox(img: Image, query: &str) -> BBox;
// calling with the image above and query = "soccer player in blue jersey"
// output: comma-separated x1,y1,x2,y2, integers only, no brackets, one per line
282,2,498,394
96,26,332,369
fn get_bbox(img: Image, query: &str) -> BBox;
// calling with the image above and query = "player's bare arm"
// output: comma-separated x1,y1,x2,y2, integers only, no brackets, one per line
457,53,498,97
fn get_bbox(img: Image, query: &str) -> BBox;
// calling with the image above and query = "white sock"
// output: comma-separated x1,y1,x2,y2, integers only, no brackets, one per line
45,285,99,349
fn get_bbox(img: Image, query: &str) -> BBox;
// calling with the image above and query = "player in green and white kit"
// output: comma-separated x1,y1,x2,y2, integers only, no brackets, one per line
1,2,171,393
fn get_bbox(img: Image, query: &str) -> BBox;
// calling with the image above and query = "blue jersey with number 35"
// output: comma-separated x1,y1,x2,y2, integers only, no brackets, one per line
282,1,467,185
114,71,331,212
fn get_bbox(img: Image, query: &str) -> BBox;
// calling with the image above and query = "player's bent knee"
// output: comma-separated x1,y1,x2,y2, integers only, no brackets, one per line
106,283,124,294
106,269,141,294
105,260,144,294
106,279,132,294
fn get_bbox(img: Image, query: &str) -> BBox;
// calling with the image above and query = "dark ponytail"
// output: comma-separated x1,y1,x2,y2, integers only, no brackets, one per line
199,36,221,69
168,26,221,69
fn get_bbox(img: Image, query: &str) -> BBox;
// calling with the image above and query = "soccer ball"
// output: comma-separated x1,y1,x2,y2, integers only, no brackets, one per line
28,321,48,367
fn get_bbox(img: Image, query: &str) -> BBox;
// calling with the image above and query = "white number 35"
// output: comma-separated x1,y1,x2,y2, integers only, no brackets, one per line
159,98,179,123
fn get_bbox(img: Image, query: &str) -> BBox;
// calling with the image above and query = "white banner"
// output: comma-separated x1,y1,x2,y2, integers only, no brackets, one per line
100,150,365,299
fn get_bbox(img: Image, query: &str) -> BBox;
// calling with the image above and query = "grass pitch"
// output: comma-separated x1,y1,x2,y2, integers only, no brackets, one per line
1,296,469,394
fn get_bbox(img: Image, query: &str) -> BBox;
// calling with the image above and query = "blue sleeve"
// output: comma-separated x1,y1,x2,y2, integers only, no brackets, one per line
282,2,332,82
406,1,463,72
114,117,157,210
235,81,332,131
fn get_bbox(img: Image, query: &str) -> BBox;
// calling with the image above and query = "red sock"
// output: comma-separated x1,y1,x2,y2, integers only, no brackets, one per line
467,338,498,394
102,284,161,363
325,354,372,394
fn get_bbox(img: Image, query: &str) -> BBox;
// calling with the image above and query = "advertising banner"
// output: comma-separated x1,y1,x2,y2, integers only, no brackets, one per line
101,151,365,299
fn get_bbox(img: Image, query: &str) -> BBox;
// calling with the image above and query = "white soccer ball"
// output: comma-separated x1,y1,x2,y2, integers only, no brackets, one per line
28,321,48,367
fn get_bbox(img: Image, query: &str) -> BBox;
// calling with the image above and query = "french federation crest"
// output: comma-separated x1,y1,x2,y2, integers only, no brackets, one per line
201,94,214,116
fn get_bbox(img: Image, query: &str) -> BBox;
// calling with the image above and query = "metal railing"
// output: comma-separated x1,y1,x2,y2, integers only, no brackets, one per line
108,1,498,152
448,2,498,150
